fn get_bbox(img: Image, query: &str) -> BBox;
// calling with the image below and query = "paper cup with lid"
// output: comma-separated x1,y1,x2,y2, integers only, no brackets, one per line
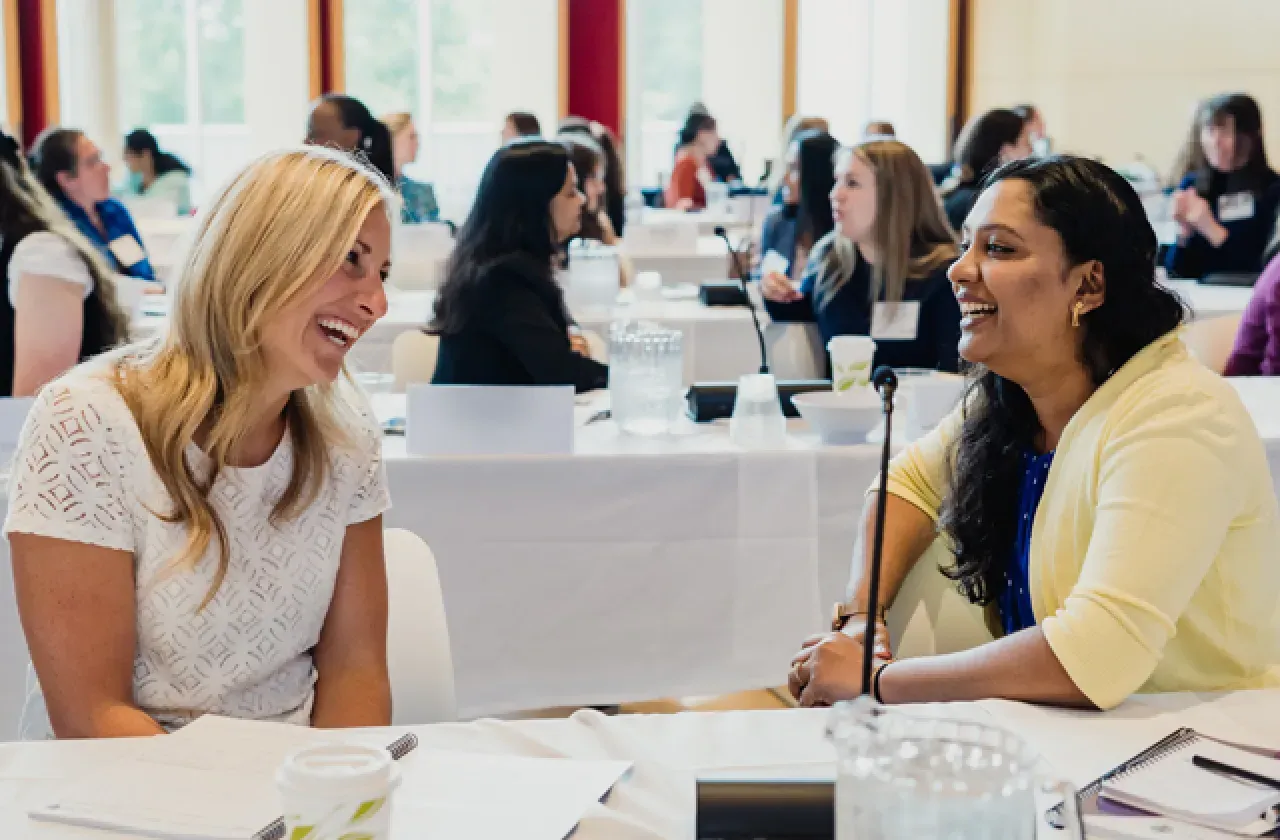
276,743,402,840
827,335,875,392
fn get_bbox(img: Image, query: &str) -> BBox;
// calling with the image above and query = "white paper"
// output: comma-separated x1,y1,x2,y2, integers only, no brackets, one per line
108,234,148,269
760,249,790,279
406,384,574,456
870,301,921,341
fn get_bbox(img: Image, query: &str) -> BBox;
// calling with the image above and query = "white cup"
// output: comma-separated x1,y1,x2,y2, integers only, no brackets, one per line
904,373,966,441
634,270,664,302
276,744,401,840
827,335,876,392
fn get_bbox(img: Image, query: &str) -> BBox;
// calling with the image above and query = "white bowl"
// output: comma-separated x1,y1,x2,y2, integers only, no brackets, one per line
792,389,882,445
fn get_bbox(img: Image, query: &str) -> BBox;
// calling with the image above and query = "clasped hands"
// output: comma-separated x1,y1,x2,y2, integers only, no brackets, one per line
787,615,892,707
1170,189,1228,246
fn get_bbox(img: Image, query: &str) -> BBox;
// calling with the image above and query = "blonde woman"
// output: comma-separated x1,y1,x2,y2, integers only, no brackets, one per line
5,146,394,738
0,129,128,396
762,139,961,372
382,111,439,224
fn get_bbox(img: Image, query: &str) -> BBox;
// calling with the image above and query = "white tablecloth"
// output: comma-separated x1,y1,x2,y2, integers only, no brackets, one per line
1165,279,1254,320
0,691,1277,838
623,236,732,287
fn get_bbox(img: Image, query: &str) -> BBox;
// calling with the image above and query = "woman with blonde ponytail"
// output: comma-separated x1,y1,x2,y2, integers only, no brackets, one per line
5,146,395,738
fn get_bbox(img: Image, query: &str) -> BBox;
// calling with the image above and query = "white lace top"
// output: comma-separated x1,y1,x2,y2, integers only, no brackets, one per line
3,365,390,731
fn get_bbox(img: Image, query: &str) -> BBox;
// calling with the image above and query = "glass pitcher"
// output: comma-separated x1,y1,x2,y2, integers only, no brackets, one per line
608,321,684,436
827,697,1082,840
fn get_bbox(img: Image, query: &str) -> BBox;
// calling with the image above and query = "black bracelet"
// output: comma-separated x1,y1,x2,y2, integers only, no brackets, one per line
872,660,891,704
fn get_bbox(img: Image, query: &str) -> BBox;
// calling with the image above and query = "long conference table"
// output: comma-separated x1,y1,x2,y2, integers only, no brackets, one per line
0,690,1277,838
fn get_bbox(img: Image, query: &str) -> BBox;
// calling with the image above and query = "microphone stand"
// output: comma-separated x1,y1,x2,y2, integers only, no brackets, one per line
714,225,768,375
861,366,899,696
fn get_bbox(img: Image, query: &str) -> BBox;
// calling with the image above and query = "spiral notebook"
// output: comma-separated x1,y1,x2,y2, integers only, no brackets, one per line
1053,728,1280,839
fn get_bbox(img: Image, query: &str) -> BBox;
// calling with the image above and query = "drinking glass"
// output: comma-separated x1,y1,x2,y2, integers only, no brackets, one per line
828,698,1082,840
608,322,684,436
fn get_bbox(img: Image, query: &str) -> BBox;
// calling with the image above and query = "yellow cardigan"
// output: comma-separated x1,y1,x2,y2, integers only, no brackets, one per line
886,331,1280,709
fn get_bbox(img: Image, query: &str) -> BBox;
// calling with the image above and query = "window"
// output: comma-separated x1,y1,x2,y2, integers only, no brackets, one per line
344,0,561,221
797,0,951,163
625,0,784,189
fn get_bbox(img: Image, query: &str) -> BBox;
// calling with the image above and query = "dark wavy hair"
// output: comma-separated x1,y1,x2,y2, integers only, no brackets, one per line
676,111,717,151
942,108,1026,194
506,111,542,138
430,141,571,336
314,94,396,186
792,129,838,250
938,155,1185,605
559,116,627,235
124,128,191,176
1194,92,1272,194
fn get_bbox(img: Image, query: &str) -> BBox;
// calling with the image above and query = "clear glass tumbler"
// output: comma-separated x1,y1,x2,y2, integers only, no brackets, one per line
608,322,684,436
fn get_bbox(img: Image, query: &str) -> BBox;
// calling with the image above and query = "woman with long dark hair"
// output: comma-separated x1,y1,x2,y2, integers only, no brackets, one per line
664,111,720,211
758,129,838,288
305,93,396,187
1166,93,1280,278
939,108,1031,232
0,129,127,396
121,128,192,214
559,116,627,236
789,156,1280,710
762,139,961,372
430,141,606,392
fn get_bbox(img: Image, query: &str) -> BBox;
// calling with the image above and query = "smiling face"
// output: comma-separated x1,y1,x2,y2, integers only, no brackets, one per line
949,179,1103,383
260,205,392,390
830,149,878,246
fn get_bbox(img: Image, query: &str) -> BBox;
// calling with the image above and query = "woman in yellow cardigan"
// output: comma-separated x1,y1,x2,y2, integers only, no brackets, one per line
789,155,1280,710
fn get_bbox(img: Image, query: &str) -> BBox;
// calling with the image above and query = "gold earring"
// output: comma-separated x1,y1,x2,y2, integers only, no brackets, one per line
1072,301,1084,328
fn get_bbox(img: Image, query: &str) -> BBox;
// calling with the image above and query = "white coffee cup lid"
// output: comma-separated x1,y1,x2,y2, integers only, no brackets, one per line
827,334,875,352
277,743,400,801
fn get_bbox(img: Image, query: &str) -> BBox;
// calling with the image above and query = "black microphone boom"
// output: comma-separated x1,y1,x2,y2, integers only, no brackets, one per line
862,365,898,697
714,225,769,375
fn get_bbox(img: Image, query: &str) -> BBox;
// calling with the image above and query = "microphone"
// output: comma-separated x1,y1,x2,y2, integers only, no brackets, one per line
714,225,768,375
861,365,899,697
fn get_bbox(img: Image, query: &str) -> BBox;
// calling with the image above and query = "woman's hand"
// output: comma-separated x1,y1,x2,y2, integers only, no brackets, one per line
788,631,890,707
761,271,802,303
1176,190,1230,246
569,332,590,356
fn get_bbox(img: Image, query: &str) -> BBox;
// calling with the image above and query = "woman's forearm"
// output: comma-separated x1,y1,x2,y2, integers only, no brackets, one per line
57,702,167,739
844,492,939,616
877,626,1094,708
311,666,392,729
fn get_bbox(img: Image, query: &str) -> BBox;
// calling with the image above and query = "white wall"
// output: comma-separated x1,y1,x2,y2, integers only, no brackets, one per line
243,0,311,159
970,0,1280,176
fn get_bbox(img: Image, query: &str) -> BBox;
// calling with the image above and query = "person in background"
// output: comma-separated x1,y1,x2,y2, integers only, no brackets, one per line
863,120,896,139
0,130,127,397
501,111,542,145
768,115,831,203
1011,104,1050,156
120,129,192,215
305,93,396,186
559,117,627,236
687,103,742,185
1165,93,1280,279
31,127,157,282
6,146,394,738
939,108,1031,233
665,111,721,211
381,111,439,224
762,139,961,372
1167,100,1208,189
789,156,1280,710
1224,245,1280,375
561,134,631,288
430,141,607,393
758,130,838,289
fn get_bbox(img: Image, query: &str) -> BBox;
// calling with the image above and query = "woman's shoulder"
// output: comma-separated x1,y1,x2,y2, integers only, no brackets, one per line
23,361,139,446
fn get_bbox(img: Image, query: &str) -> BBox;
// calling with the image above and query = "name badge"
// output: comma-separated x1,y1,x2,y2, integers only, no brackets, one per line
108,235,147,269
1218,192,1256,223
871,301,921,341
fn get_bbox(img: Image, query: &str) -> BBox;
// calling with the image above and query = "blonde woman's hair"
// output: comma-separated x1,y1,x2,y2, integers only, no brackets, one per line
112,146,393,608
381,111,413,137
768,114,831,195
815,140,958,310
0,143,129,345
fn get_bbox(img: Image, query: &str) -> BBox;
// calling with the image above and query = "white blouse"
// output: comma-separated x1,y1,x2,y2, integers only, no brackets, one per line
6,231,93,309
3,364,390,731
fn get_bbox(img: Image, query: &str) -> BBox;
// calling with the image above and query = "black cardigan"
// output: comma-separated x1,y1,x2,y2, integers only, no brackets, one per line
431,257,609,394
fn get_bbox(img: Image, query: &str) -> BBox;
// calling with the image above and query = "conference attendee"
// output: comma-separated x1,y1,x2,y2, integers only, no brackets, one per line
1224,250,1280,375
768,115,831,203
305,93,396,186
501,111,542,144
1165,93,1280,279
863,120,896,139
0,130,128,397
758,130,838,288
665,110,721,211
381,111,439,224
120,129,192,215
939,108,1031,232
790,156,1280,711
431,141,607,392
1012,104,1049,156
31,127,157,282
5,145,395,738
762,139,961,372
559,116,627,236
688,103,742,185
561,135,620,247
